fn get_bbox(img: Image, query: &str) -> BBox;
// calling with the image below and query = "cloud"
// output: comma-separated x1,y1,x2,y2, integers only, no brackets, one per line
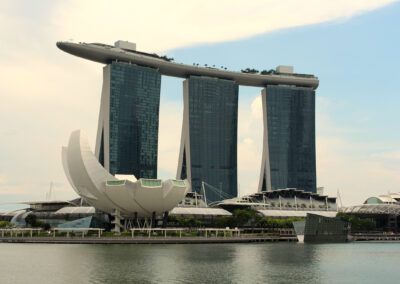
250,96,263,120
157,100,183,178
316,136,400,206
315,96,400,205
237,95,264,196
1,0,398,208
371,152,400,160
52,0,398,52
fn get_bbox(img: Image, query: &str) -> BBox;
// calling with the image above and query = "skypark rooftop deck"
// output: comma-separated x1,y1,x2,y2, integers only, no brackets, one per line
57,41,319,89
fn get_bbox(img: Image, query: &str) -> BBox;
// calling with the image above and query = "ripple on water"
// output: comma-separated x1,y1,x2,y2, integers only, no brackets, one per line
1,242,400,283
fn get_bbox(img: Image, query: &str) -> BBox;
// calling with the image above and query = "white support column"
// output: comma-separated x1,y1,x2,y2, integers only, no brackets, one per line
111,208,123,234
258,88,272,192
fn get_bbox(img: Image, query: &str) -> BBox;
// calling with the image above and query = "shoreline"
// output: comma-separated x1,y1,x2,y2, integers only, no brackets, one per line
0,235,297,244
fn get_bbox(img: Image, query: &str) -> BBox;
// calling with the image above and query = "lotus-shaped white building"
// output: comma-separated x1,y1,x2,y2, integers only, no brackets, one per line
62,130,189,225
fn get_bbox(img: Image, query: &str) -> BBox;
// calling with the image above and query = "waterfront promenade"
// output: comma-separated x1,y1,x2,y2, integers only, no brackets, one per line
0,228,297,244
0,235,297,244
0,227,298,244
3,228,399,244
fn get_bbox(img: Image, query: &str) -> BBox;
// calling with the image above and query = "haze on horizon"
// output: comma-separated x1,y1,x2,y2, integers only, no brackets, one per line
1,0,399,211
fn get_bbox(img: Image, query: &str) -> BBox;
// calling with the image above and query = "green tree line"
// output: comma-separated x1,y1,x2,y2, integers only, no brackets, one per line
0,221,13,228
25,214,51,230
336,212,375,231
169,209,303,229
213,209,303,228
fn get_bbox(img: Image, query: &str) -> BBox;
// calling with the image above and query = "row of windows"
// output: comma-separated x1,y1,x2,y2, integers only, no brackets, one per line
107,62,161,178
263,85,316,193
180,76,239,202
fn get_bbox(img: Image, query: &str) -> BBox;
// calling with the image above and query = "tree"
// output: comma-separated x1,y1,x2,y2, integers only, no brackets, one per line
183,217,201,228
160,55,174,62
0,221,13,228
42,223,51,231
337,213,375,232
214,217,229,228
241,68,259,74
25,214,51,229
232,209,252,227
25,214,38,227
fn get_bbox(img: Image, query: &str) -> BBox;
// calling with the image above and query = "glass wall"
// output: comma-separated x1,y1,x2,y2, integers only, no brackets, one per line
180,76,238,202
107,62,161,178
263,85,316,193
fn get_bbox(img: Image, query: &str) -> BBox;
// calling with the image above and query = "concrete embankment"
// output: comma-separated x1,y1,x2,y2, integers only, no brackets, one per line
0,235,297,244
352,233,400,242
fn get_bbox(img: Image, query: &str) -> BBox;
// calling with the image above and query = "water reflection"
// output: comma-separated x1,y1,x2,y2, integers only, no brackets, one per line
2,242,400,283
83,243,319,283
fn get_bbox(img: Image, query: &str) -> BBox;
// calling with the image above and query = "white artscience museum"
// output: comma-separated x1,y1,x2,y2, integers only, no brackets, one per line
62,130,189,231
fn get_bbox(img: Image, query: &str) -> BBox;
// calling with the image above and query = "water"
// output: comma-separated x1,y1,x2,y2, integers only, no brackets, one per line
1,242,400,283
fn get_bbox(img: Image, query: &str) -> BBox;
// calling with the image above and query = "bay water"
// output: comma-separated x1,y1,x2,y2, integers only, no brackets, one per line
1,242,399,283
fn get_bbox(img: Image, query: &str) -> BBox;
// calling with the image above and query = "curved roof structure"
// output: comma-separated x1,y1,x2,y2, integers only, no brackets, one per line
56,41,319,89
258,210,337,218
170,207,232,217
341,204,400,215
55,206,96,215
62,129,189,217
363,193,400,204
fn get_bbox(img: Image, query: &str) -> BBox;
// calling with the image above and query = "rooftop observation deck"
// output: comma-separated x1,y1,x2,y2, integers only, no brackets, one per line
56,41,319,90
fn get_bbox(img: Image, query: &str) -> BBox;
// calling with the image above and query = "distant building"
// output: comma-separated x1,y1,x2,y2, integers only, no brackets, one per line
177,76,239,202
95,62,161,178
259,85,316,193
57,41,320,228
212,188,337,218
340,192,400,232
364,193,400,204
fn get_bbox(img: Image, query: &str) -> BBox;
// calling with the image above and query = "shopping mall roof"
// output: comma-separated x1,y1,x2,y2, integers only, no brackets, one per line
258,210,337,218
341,204,400,215
169,207,232,217
55,206,96,215
18,200,75,206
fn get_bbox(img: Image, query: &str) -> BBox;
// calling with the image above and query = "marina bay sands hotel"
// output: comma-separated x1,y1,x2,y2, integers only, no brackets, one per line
57,40,319,203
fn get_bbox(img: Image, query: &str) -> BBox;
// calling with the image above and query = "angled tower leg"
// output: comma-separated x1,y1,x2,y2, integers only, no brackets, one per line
258,86,316,193
258,89,272,192
177,76,239,202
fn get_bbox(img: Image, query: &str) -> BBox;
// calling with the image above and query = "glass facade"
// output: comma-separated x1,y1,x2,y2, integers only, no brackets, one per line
102,62,161,178
262,85,316,193
141,179,162,187
179,76,238,202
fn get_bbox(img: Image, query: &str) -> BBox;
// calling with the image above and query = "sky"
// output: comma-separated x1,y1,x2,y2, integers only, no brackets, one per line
1,0,399,211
